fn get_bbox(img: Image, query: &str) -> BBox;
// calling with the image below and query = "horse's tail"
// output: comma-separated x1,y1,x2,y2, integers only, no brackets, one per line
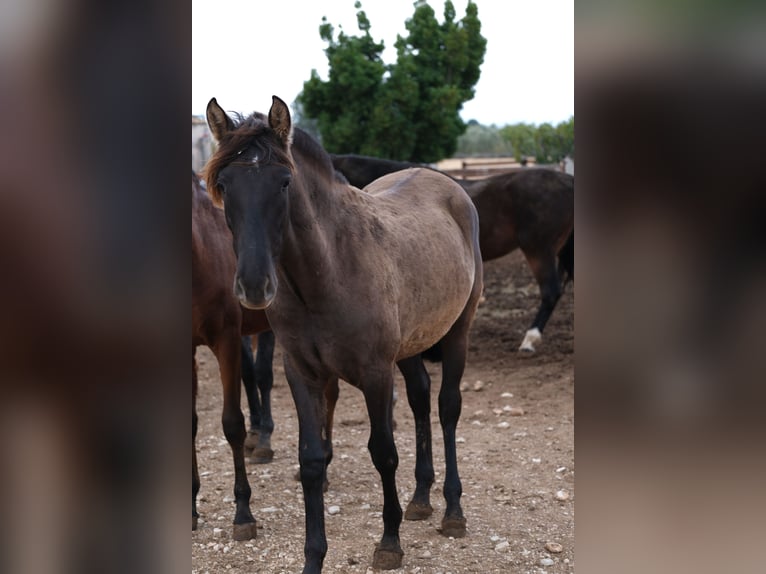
557,229,574,284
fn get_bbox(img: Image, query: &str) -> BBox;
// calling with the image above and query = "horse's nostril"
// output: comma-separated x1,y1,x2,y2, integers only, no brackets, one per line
234,276,246,299
263,275,276,299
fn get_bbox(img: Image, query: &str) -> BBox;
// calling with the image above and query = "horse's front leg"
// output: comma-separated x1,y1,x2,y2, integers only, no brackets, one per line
284,358,330,574
215,332,257,541
192,351,200,531
362,369,404,570
397,356,435,520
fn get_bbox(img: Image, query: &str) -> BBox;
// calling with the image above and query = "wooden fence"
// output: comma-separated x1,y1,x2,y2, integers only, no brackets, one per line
435,156,571,180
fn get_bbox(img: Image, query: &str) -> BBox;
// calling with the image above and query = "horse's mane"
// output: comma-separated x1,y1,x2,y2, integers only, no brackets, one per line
203,112,340,203
290,127,337,183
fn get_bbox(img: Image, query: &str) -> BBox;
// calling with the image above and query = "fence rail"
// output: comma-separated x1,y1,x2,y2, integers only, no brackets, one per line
436,157,543,180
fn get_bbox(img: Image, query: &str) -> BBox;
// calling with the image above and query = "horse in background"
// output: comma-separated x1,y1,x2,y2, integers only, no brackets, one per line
205,96,482,573
331,153,574,353
192,170,275,541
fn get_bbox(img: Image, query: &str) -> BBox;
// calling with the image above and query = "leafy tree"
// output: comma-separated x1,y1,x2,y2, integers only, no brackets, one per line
455,123,512,156
499,123,538,161
498,117,574,163
298,1,486,163
556,115,574,159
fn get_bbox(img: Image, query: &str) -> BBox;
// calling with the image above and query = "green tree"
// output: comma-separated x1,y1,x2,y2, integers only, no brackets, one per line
456,123,512,156
298,0,486,163
556,115,574,159
499,123,538,161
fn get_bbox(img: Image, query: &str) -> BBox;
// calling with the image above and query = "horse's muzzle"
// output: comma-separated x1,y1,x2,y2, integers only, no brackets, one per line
234,274,276,310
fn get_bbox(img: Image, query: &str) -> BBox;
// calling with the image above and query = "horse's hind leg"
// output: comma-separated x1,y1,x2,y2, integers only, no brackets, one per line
557,230,574,285
240,336,260,455
397,356,434,520
519,252,562,353
437,303,480,538
215,333,257,540
192,351,200,531
249,331,276,463
361,372,404,570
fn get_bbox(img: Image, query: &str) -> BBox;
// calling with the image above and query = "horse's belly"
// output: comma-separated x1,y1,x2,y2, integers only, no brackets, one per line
395,263,475,359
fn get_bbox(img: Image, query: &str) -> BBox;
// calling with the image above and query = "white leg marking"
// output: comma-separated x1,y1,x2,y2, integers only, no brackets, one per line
519,328,542,353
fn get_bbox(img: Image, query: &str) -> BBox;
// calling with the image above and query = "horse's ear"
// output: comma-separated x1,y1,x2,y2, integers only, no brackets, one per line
206,98,234,142
268,96,293,147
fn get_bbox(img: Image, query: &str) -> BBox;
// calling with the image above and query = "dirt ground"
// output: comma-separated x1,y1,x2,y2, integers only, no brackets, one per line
192,250,574,574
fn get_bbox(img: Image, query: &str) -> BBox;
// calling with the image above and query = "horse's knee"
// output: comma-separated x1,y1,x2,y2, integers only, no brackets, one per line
299,454,326,485
221,409,246,443
368,435,398,474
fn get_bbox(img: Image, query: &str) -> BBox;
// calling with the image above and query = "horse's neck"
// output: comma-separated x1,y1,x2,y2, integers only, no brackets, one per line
279,164,342,297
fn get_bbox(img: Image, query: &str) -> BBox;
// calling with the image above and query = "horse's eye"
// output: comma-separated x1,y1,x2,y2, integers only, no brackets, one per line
280,177,291,192
217,181,227,197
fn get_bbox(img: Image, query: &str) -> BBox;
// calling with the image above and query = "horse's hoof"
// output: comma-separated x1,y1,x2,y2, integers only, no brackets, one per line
372,544,404,570
518,328,541,353
404,501,433,520
248,447,274,464
244,431,259,453
440,515,467,538
232,521,257,541
192,515,198,531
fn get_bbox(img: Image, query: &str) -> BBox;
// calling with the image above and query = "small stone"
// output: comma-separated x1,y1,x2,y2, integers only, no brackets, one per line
327,505,341,515
554,490,570,501
497,421,510,429
456,436,466,443
419,550,432,559
540,557,555,566
494,540,510,552
545,542,563,553
501,392,514,398
459,381,470,392
473,380,485,391
212,527,223,537
556,467,567,473
531,457,541,464
508,407,525,416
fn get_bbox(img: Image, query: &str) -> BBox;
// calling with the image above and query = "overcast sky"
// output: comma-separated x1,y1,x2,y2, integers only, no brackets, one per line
192,0,573,127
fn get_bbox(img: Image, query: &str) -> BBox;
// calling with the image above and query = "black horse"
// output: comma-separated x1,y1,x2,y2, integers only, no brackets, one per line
331,153,574,353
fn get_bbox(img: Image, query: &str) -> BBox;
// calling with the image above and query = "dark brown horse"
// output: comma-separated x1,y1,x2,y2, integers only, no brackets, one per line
204,96,483,573
192,171,275,541
331,154,574,353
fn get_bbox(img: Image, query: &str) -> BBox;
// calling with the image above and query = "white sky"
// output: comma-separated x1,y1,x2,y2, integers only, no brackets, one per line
192,0,573,127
